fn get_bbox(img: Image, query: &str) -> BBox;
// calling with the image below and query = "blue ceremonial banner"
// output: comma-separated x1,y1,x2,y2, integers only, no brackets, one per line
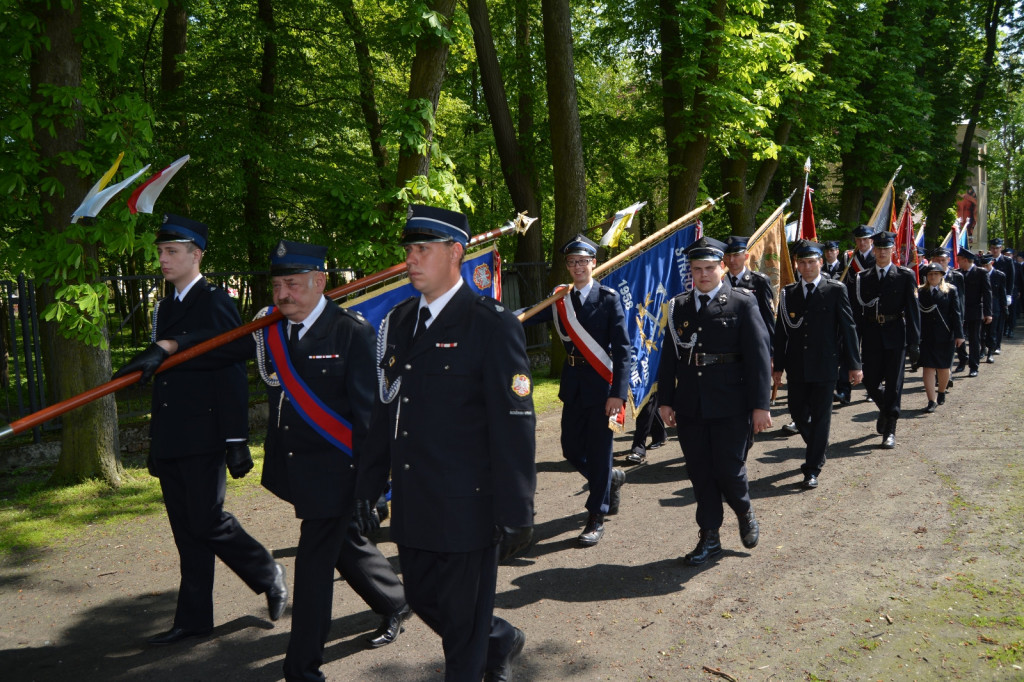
343,245,501,330
599,222,701,415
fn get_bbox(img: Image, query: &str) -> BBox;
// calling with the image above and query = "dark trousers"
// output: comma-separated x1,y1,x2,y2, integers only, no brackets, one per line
675,413,753,531
788,381,834,477
284,516,407,682
398,544,517,682
862,342,907,422
965,319,983,370
985,311,1004,352
631,392,667,451
560,402,613,514
157,453,277,632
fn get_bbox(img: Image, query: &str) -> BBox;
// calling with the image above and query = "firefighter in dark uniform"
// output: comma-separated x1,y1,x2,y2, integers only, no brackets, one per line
521,234,631,547
835,226,876,404
658,237,772,566
930,247,967,375
989,238,1016,338
956,249,992,377
981,253,1008,362
114,214,287,645
354,205,536,682
851,230,922,449
723,235,775,349
823,240,843,279
772,240,862,489
255,241,410,681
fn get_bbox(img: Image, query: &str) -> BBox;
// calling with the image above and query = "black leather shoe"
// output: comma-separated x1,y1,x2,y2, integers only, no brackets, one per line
147,626,212,645
835,391,851,406
367,604,412,648
969,370,979,377
994,348,1001,355
607,468,626,515
647,439,667,450
924,400,937,413
484,626,525,681
881,433,896,449
625,448,647,465
986,355,995,363
937,392,946,405
738,509,759,549
953,362,965,373
781,421,799,435
266,562,288,621
946,377,953,389
875,413,888,435
682,528,722,565
578,513,605,546
802,475,818,489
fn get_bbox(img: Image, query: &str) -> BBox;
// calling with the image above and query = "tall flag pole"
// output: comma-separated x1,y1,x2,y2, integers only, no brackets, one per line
798,157,817,240
951,218,962,269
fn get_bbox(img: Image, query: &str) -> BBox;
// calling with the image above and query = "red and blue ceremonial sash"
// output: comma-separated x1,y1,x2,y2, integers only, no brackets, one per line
264,316,353,457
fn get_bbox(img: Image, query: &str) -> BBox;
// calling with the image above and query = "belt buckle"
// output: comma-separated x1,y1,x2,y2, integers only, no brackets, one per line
876,313,885,324
694,352,705,367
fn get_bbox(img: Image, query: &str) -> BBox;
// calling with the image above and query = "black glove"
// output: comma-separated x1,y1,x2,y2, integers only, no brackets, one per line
353,499,381,536
113,343,169,384
497,525,534,562
225,441,254,479
907,344,921,370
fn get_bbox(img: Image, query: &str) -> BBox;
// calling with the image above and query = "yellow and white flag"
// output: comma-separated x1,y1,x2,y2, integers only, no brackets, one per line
600,201,647,248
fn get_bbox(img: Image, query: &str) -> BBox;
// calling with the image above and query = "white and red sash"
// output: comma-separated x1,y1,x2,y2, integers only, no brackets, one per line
553,286,613,384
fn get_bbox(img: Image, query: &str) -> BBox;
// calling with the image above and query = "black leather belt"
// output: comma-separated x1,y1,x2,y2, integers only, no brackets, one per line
874,313,904,324
566,353,587,367
691,352,740,366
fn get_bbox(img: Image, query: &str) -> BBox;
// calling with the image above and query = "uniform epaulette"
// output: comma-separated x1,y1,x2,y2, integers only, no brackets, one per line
338,306,370,326
599,284,618,294
750,270,771,283
731,286,753,296
897,265,916,276
476,296,508,315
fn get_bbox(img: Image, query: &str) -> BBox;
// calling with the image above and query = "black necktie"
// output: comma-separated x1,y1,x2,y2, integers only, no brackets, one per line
288,322,303,350
414,307,431,338
731,276,738,287
571,290,583,315
698,294,710,316
805,282,815,299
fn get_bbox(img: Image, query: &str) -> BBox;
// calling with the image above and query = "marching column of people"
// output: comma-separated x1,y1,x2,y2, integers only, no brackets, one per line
114,205,1022,680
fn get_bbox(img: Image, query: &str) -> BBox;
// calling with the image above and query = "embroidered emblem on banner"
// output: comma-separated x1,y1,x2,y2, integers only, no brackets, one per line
473,263,492,290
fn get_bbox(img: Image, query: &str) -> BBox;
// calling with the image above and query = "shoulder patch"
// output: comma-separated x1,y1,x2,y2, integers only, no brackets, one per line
338,306,370,326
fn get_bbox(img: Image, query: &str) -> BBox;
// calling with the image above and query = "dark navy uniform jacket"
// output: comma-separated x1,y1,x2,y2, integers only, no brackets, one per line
526,283,631,407
356,284,537,554
658,281,771,420
150,278,249,459
774,277,861,384
261,301,375,520
961,265,993,321
993,255,1016,299
728,268,775,351
853,266,922,350
988,268,1009,318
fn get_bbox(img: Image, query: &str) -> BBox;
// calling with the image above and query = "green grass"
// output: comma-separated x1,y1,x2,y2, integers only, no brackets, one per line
0,444,267,558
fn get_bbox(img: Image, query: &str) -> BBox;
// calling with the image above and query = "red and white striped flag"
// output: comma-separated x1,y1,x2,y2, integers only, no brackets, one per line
127,155,190,214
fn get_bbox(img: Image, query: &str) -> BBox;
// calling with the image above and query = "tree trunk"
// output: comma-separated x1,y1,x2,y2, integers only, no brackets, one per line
924,0,1006,241
660,0,727,220
837,150,866,230
242,0,277,313
339,0,389,190
541,0,587,375
394,0,458,189
160,0,190,211
30,0,123,487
